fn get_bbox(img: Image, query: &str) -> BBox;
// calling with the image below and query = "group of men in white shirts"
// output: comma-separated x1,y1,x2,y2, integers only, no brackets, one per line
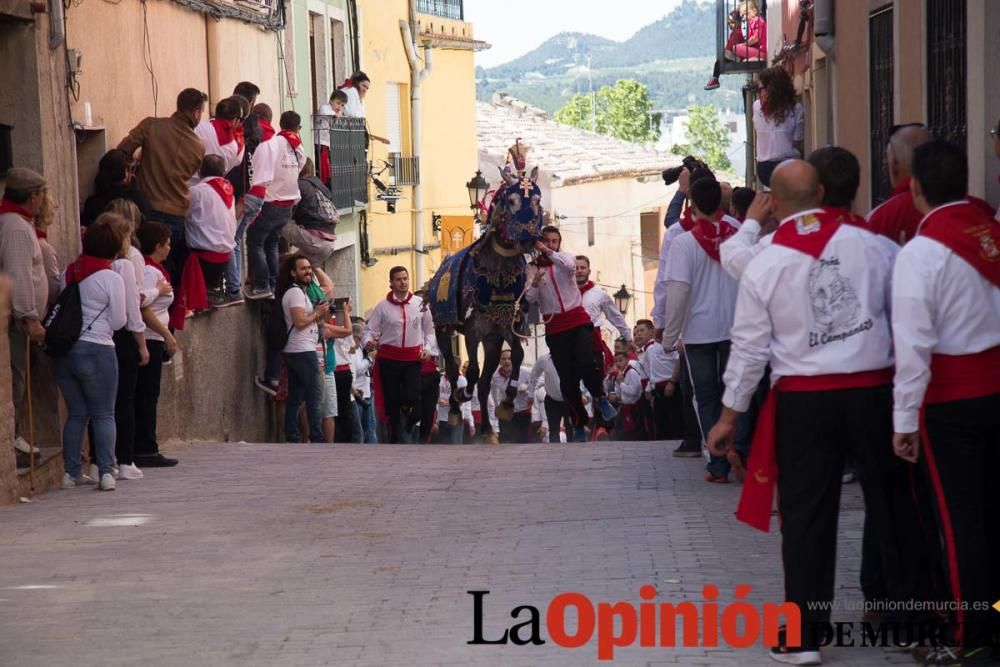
647,130,999,664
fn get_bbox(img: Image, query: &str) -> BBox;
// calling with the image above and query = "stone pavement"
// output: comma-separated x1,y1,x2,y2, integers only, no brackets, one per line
0,440,917,667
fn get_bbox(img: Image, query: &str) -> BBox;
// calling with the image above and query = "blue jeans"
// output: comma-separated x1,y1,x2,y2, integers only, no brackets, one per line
247,202,292,291
684,340,752,478
283,351,324,443
55,341,118,478
226,194,263,295
353,398,377,443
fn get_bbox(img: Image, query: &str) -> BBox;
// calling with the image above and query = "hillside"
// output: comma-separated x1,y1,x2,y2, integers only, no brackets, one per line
476,0,746,115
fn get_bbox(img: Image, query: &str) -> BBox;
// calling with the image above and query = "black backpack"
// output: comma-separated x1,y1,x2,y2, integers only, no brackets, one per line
42,282,107,357
264,286,297,351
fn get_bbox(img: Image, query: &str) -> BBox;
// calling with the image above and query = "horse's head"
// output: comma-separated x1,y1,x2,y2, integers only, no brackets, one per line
488,165,543,252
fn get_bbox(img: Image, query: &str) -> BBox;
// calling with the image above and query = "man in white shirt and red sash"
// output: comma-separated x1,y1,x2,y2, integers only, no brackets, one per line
707,161,922,664
194,97,245,176
526,226,617,440
362,266,433,444
576,255,632,372
891,141,1000,664
662,177,747,482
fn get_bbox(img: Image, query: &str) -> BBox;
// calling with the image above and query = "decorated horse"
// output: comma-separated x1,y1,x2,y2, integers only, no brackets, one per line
424,166,543,444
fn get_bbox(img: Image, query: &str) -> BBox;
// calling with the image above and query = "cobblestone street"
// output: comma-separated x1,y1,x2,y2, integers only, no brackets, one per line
1,440,917,666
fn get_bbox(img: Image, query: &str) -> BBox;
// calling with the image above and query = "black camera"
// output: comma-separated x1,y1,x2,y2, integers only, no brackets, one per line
662,156,710,186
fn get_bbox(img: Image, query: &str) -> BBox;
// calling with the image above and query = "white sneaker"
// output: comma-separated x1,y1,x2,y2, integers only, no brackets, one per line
98,473,116,491
61,473,96,489
90,464,119,480
117,463,144,480
14,436,40,455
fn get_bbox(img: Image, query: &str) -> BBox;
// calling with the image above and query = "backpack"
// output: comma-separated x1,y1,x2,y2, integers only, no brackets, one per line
264,286,298,351
42,282,108,357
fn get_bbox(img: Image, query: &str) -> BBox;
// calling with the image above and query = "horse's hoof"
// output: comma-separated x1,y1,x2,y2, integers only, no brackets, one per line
481,433,499,445
447,412,462,427
495,401,514,422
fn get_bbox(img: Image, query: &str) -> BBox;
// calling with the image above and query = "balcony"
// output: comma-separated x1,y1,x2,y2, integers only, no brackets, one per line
314,115,369,211
716,0,768,75
389,153,420,187
416,0,463,20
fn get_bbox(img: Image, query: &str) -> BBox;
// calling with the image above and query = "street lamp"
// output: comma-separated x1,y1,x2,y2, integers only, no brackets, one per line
613,284,632,315
466,169,490,218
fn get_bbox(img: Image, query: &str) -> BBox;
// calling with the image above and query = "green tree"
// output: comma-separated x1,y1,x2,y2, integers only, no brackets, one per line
554,79,661,143
673,104,731,172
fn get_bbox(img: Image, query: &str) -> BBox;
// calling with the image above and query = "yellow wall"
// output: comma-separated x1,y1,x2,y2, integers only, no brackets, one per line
355,0,480,310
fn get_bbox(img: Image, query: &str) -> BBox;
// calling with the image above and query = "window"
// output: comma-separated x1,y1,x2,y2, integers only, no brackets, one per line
640,211,659,269
587,216,595,246
385,82,403,154
869,6,893,206
416,0,463,20
927,0,967,148
330,18,346,88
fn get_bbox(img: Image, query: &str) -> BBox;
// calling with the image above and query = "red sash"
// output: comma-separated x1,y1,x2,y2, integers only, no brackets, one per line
918,202,1000,287
278,130,302,150
259,120,276,142
546,305,591,336
690,217,738,262
232,122,246,153
0,199,35,221
372,344,422,423
210,118,235,148
736,368,894,531
679,207,695,232
168,250,231,330
925,346,1000,404
205,177,235,209
771,210,841,258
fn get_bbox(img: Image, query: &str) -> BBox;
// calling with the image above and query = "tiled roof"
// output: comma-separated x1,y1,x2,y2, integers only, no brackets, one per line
477,93,680,187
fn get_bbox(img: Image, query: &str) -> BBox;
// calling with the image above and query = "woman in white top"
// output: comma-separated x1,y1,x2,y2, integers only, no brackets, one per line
56,214,128,491
134,220,179,469
752,66,804,188
338,71,390,145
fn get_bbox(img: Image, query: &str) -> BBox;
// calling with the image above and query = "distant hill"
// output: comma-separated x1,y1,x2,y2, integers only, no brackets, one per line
477,0,746,116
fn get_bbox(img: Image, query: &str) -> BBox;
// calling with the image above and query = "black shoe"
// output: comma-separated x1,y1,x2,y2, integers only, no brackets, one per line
673,440,703,457
136,453,178,467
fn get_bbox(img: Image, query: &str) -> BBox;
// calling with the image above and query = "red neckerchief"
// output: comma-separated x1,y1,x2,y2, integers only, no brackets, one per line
690,216,738,262
680,207,695,231
822,205,870,230
204,177,235,209
771,210,842,259
66,255,112,285
386,291,413,306
0,199,35,221
341,79,355,89
890,178,911,199
278,130,302,150
144,256,172,286
499,367,510,379
259,120,276,141
919,202,1000,287
35,228,47,240
232,122,246,152
210,118,235,147
579,280,595,294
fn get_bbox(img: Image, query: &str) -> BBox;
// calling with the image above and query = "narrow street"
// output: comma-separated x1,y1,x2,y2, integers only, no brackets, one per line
1,440,914,666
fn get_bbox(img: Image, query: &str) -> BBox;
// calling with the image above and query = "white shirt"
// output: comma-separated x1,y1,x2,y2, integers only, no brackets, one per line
333,335,354,369
643,343,679,385
185,178,238,254
59,269,127,347
438,374,468,422
314,104,337,148
250,134,307,204
126,246,157,308
339,86,365,119
720,217,769,280
752,100,805,162
525,251,581,316
350,348,372,399
528,353,564,402
282,286,319,354
361,293,433,351
722,219,898,412
491,367,533,413
663,224,741,344
111,258,145,334
140,264,173,342
891,203,1000,433
194,120,244,175
581,285,632,342
605,361,644,405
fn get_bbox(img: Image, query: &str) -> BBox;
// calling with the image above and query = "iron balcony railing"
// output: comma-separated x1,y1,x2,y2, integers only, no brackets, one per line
716,0,768,76
416,0,463,20
314,115,369,210
389,153,421,187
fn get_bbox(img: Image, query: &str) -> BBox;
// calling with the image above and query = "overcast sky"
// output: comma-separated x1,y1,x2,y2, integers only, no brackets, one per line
465,0,685,68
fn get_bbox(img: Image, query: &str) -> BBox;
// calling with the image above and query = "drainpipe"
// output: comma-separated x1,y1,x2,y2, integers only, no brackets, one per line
813,0,835,144
400,10,432,285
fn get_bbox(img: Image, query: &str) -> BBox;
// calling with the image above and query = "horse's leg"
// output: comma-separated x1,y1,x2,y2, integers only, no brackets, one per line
478,335,503,445
505,330,526,403
436,326,463,426
463,325,480,402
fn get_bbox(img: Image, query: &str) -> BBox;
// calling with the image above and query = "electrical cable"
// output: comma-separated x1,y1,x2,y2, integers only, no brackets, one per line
140,0,158,116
